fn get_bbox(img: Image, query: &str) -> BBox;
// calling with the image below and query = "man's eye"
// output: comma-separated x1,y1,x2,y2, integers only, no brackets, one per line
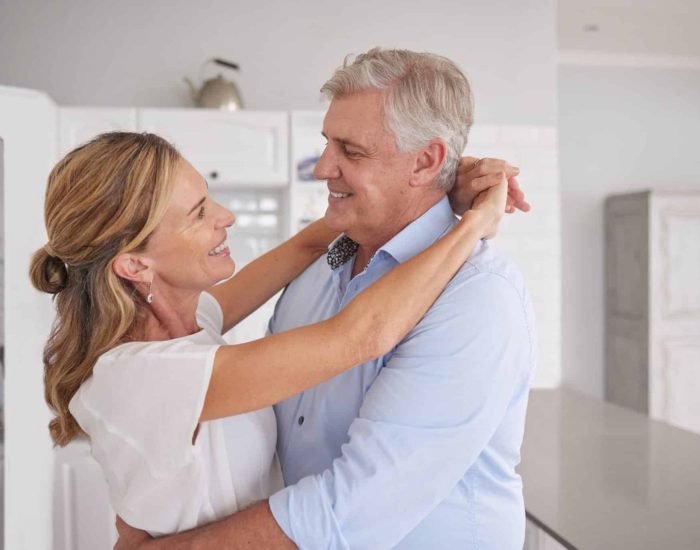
198,206,206,219
344,147,361,158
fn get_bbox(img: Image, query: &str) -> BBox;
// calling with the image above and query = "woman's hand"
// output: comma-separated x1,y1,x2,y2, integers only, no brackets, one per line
449,156,530,216
469,173,508,240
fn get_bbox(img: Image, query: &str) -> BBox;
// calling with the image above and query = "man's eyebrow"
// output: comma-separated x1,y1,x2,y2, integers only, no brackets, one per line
321,131,367,151
187,196,206,215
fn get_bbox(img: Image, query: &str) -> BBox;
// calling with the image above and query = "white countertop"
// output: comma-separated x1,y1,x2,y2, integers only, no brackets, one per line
518,389,700,550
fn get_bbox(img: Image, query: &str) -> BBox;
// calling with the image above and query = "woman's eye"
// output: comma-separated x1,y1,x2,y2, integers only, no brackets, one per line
198,206,206,219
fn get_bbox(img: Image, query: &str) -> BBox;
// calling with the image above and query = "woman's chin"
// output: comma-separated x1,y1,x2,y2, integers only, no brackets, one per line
220,259,236,281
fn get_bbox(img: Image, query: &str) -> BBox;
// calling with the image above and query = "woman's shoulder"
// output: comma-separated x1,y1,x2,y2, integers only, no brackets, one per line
77,326,222,420
196,291,224,334
97,291,225,363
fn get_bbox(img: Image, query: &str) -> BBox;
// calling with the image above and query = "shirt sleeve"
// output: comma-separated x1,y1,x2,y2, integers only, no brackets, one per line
69,338,220,534
269,269,535,549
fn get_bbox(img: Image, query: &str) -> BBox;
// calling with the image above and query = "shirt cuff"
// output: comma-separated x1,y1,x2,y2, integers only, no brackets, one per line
268,475,349,550
268,486,294,541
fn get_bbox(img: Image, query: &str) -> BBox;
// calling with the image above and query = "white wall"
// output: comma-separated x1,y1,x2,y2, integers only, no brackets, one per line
559,64,700,399
0,0,556,125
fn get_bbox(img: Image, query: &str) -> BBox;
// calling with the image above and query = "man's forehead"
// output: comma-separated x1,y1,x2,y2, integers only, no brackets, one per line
322,92,386,144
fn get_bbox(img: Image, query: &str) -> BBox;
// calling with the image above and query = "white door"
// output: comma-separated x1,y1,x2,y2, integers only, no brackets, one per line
649,192,700,434
0,85,57,550
1,87,117,550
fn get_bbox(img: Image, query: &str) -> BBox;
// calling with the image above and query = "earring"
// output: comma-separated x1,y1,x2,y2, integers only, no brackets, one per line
146,280,154,304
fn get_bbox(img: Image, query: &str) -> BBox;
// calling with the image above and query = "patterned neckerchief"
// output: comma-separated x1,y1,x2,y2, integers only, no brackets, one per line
327,235,359,270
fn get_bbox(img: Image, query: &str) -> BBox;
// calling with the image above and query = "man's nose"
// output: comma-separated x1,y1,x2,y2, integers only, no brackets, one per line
313,147,341,181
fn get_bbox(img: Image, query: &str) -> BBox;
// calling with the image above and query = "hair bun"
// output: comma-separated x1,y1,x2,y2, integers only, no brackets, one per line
30,247,69,294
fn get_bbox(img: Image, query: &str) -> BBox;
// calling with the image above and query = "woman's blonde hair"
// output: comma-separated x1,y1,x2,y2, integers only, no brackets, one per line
29,132,181,446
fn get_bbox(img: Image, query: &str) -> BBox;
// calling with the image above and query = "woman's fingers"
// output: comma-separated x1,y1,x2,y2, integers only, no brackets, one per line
463,157,519,179
507,177,531,212
470,172,505,194
453,156,531,215
470,174,529,214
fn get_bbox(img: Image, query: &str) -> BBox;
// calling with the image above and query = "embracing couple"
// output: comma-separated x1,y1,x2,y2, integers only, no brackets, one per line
32,48,535,549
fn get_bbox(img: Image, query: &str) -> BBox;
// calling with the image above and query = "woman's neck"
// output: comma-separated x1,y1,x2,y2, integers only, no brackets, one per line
137,289,201,341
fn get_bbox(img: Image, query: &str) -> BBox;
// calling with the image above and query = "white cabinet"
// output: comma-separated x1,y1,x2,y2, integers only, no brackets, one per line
138,109,288,185
58,107,137,157
289,111,327,234
606,190,700,434
53,440,116,550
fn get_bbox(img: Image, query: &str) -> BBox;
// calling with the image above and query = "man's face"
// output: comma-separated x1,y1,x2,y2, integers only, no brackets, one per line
313,89,417,246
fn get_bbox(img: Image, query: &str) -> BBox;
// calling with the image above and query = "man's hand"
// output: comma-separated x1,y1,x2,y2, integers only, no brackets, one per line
449,156,531,216
115,516,152,550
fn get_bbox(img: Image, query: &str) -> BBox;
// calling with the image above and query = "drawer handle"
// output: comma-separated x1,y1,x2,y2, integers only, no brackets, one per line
209,171,219,180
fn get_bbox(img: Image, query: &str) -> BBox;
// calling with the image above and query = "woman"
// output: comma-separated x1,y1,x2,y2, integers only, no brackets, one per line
30,132,518,536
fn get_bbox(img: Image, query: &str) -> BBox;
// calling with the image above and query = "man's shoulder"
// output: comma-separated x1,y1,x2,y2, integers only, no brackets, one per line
449,240,528,304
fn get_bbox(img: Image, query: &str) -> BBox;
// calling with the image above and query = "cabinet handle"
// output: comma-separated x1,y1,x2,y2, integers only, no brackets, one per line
209,171,219,180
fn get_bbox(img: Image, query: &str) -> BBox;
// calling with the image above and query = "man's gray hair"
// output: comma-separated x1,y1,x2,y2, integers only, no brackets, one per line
320,48,474,192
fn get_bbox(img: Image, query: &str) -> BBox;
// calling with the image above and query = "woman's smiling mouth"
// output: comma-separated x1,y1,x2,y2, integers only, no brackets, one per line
208,240,229,256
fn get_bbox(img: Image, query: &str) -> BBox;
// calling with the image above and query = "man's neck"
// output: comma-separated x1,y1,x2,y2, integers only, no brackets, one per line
350,192,444,278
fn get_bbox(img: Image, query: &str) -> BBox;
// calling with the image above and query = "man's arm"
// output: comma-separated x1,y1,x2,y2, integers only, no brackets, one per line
268,267,535,549
115,501,295,550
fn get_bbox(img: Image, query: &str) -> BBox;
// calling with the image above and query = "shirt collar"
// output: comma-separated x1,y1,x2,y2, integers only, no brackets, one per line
380,196,456,265
327,235,358,270
325,196,456,270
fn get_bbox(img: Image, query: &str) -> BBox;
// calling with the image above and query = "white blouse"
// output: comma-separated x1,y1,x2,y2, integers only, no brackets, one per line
69,292,283,536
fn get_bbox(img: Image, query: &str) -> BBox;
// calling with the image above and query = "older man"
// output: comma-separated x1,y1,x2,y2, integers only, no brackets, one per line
119,48,535,549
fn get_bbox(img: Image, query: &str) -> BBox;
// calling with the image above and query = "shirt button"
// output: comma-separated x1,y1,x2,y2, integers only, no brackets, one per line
298,416,305,426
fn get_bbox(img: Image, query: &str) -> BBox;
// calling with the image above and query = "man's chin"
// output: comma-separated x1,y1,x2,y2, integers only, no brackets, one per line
322,211,350,234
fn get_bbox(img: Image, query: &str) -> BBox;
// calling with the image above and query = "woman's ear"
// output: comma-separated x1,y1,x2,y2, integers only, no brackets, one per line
409,139,447,188
112,253,152,284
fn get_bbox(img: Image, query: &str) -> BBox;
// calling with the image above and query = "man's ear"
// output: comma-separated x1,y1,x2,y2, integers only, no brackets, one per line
409,139,447,188
112,253,152,284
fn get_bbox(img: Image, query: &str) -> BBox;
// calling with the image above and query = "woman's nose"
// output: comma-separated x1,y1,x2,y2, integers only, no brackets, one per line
216,204,235,228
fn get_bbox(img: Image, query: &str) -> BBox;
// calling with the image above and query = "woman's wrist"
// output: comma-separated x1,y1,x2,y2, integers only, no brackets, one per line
297,219,341,256
459,208,487,234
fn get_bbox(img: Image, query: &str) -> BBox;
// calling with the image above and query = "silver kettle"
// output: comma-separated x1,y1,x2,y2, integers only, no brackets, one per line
184,58,244,111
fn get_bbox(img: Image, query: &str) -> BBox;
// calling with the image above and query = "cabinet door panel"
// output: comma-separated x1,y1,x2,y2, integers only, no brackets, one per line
54,440,115,550
58,108,137,157
649,193,700,433
139,109,288,184
659,339,700,434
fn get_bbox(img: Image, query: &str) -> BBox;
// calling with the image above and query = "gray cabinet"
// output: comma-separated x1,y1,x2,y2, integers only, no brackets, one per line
606,191,700,434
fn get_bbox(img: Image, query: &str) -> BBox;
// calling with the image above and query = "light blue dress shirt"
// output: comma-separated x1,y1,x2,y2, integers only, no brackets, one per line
268,197,537,550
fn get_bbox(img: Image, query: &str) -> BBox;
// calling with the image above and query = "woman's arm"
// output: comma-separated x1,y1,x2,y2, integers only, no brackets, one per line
200,177,508,422
207,220,339,333
209,156,527,335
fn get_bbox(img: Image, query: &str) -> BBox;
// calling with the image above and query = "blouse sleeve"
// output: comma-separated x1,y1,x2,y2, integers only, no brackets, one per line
69,338,220,534
196,291,224,335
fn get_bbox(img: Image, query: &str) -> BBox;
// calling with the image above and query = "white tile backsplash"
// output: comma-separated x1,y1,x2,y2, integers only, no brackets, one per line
471,124,561,388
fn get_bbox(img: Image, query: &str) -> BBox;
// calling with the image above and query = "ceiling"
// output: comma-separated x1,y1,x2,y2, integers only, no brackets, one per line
558,0,700,57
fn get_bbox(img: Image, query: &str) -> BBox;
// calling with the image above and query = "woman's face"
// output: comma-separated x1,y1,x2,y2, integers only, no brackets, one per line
144,159,235,295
